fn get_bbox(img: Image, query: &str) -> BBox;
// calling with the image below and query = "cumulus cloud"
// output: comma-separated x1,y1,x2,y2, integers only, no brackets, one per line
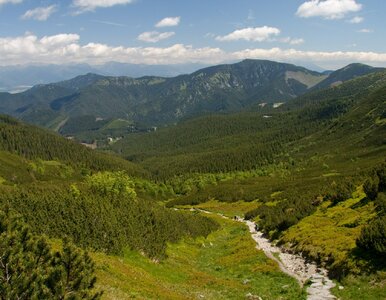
21,5,57,21
155,16,181,28
72,0,134,12
1,33,386,68
349,16,363,23
40,33,80,46
216,26,280,42
296,0,362,19
0,0,22,5
137,31,175,43
0,33,225,65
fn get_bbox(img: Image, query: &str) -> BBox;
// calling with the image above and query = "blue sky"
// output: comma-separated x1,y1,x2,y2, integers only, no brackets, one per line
0,0,385,69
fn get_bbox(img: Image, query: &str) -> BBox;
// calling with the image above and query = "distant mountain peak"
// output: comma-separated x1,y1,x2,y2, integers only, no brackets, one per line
312,63,385,90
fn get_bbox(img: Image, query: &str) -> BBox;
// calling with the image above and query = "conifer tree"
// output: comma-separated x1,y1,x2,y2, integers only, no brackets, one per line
0,210,102,299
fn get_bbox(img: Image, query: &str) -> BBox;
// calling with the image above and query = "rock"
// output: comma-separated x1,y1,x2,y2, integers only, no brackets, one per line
312,273,324,280
245,293,262,300
310,282,324,288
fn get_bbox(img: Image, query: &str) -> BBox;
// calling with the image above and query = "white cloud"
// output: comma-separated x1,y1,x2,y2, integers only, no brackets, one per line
289,38,305,45
349,16,363,23
155,17,181,28
21,5,57,21
296,0,362,19
40,34,80,46
137,31,175,43
358,28,373,33
0,0,22,5
279,37,305,45
216,26,280,42
1,33,386,69
72,0,134,12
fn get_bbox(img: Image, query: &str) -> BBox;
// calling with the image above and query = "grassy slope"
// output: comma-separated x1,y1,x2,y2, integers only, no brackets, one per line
93,214,305,299
281,187,376,272
331,272,386,300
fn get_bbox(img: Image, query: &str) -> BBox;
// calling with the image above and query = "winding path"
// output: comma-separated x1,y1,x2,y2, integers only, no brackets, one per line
194,208,336,300
244,220,336,300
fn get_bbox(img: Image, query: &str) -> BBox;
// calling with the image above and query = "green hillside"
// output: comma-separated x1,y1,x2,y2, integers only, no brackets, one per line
0,114,145,176
111,70,386,178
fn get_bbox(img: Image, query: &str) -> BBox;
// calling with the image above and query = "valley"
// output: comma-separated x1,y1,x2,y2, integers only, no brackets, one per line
0,59,385,299
2,0,386,298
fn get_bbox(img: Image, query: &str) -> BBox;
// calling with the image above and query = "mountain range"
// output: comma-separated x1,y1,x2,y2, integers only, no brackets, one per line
0,62,209,93
0,59,383,136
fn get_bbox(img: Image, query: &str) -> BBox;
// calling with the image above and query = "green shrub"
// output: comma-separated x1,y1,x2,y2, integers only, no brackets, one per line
356,216,386,254
364,177,379,200
86,171,136,199
328,181,355,206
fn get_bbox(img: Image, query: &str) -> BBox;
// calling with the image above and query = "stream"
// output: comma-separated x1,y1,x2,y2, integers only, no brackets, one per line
194,208,337,300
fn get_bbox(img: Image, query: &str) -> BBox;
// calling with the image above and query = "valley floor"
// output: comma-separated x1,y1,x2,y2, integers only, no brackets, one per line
93,213,305,299
93,200,386,300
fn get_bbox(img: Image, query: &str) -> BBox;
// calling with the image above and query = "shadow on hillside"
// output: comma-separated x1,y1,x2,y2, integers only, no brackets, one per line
329,247,385,280
350,196,372,209
350,247,386,273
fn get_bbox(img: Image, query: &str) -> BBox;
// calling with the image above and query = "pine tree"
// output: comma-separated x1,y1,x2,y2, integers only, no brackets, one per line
47,238,102,300
0,209,102,299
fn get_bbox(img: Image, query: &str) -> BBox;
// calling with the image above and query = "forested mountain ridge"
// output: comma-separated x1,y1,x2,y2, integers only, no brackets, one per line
2,59,381,133
0,59,383,142
111,70,386,178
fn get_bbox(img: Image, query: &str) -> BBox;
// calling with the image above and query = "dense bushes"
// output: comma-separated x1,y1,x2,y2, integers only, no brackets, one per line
364,163,385,199
327,181,355,206
356,163,386,254
245,194,316,239
363,177,379,200
0,175,218,259
86,171,137,199
356,215,386,254
0,210,101,299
